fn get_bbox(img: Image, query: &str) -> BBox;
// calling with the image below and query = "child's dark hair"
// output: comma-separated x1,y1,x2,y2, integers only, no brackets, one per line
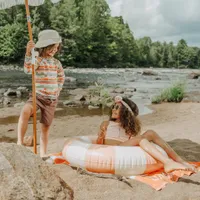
110,97,141,137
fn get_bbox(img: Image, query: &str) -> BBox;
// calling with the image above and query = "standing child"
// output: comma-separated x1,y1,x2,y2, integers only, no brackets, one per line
17,29,65,157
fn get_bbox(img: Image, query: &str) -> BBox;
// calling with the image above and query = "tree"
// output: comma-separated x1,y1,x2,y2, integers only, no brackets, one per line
137,37,152,66
106,16,138,66
0,23,27,62
50,0,80,65
176,39,188,67
0,0,200,69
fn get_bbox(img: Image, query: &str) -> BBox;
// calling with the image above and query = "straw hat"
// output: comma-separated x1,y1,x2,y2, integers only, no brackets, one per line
35,29,61,48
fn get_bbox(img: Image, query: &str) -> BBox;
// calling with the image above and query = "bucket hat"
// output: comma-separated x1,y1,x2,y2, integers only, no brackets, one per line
35,29,61,48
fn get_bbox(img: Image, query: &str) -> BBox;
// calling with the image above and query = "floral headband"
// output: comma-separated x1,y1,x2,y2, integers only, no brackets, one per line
114,96,134,115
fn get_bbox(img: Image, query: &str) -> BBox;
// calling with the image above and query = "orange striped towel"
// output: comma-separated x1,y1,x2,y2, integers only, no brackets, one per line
49,153,200,191
130,162,200,190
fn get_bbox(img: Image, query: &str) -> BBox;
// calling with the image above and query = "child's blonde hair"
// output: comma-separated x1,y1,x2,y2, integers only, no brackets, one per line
36,43,62,57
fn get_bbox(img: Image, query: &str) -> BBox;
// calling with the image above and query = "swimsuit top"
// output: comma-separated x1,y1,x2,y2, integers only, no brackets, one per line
105,121,130,142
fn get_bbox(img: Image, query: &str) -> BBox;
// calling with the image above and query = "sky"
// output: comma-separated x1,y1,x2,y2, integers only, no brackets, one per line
106,0,200,46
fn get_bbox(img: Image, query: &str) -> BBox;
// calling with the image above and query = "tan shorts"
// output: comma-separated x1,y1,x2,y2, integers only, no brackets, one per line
26,93,58,126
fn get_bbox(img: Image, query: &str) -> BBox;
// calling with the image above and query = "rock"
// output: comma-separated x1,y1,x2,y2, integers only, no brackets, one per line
3,87,28,98
14,102,25,108
89,96,100,106
65,76,76,82
88,105,100,110
155,77,161,80
3,97,11,105
126,88,136,93
0,143,73,200
4,88,17,97
142,70,158,76
0,88,7,95
16,87,29,97
74,95,86,102
63,100,75,106
106,102,113,108
16,90,22,97
7,129,14,132
113,88,125,94
17,86,29,93
23,136,33,146
188,72,200,79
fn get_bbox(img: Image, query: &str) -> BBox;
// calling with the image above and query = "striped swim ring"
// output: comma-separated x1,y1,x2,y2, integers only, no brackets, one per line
62,136,168,176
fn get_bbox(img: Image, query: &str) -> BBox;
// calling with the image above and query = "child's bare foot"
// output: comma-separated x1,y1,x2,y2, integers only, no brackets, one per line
164,160,187,173
17,141,24,146
181,162,197,173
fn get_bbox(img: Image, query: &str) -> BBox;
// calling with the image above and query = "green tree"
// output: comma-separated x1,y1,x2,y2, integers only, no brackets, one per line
75,0,111,66
136,37,152,66
0,0,200,69
176,39,188,67
106,17,138,66
50,0,80,64
0,23,27,62
167,42,176,67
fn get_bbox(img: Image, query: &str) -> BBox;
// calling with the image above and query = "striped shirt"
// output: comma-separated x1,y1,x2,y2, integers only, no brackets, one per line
24,55,65,99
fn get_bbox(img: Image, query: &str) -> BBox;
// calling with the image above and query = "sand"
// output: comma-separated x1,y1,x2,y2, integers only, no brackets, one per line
0,102,200,200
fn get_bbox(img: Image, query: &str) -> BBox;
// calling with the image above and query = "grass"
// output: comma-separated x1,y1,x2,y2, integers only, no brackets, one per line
152,81,186,104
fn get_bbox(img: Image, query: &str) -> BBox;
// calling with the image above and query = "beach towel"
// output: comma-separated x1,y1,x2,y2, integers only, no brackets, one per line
48,153,200,191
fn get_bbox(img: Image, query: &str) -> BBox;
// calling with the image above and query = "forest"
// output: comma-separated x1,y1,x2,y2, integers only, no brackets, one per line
0,0,200,68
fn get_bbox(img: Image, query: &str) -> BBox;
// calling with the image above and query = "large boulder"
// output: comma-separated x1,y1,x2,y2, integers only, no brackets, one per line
0,143,73,200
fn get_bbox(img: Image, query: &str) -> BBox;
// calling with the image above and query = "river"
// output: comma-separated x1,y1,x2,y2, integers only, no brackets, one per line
0,67,199,120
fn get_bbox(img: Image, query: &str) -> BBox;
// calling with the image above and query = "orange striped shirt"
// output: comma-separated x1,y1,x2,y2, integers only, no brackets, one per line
24,55,65,99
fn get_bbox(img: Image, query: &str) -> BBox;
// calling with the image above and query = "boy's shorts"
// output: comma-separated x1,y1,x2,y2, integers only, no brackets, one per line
26,93,58,126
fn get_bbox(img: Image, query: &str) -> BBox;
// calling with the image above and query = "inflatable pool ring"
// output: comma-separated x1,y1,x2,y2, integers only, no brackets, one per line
62,136,168,176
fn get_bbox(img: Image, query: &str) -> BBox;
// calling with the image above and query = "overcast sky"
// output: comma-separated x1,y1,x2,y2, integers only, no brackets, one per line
106,0,200,46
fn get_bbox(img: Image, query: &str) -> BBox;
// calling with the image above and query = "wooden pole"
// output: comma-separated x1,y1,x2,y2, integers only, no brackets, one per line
25,0,37,154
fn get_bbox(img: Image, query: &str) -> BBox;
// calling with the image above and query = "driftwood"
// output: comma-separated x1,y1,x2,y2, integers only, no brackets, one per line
76,168,133,188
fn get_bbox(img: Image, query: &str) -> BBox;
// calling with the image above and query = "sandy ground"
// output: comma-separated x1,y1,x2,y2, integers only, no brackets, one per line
0,103,200,200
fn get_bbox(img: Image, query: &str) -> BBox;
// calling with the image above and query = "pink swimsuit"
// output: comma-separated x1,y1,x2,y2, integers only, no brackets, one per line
105,121,130,142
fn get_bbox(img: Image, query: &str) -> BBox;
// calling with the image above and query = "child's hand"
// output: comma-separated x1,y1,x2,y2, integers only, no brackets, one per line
26,40,35,56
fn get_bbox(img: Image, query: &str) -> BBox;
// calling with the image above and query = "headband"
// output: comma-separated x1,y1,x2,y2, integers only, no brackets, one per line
114,96,134,115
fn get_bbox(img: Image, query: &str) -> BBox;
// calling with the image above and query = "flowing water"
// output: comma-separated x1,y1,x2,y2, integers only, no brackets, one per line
0,67,199,125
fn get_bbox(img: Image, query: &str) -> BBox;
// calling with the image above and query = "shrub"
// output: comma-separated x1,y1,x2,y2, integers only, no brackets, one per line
152,81,186,104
